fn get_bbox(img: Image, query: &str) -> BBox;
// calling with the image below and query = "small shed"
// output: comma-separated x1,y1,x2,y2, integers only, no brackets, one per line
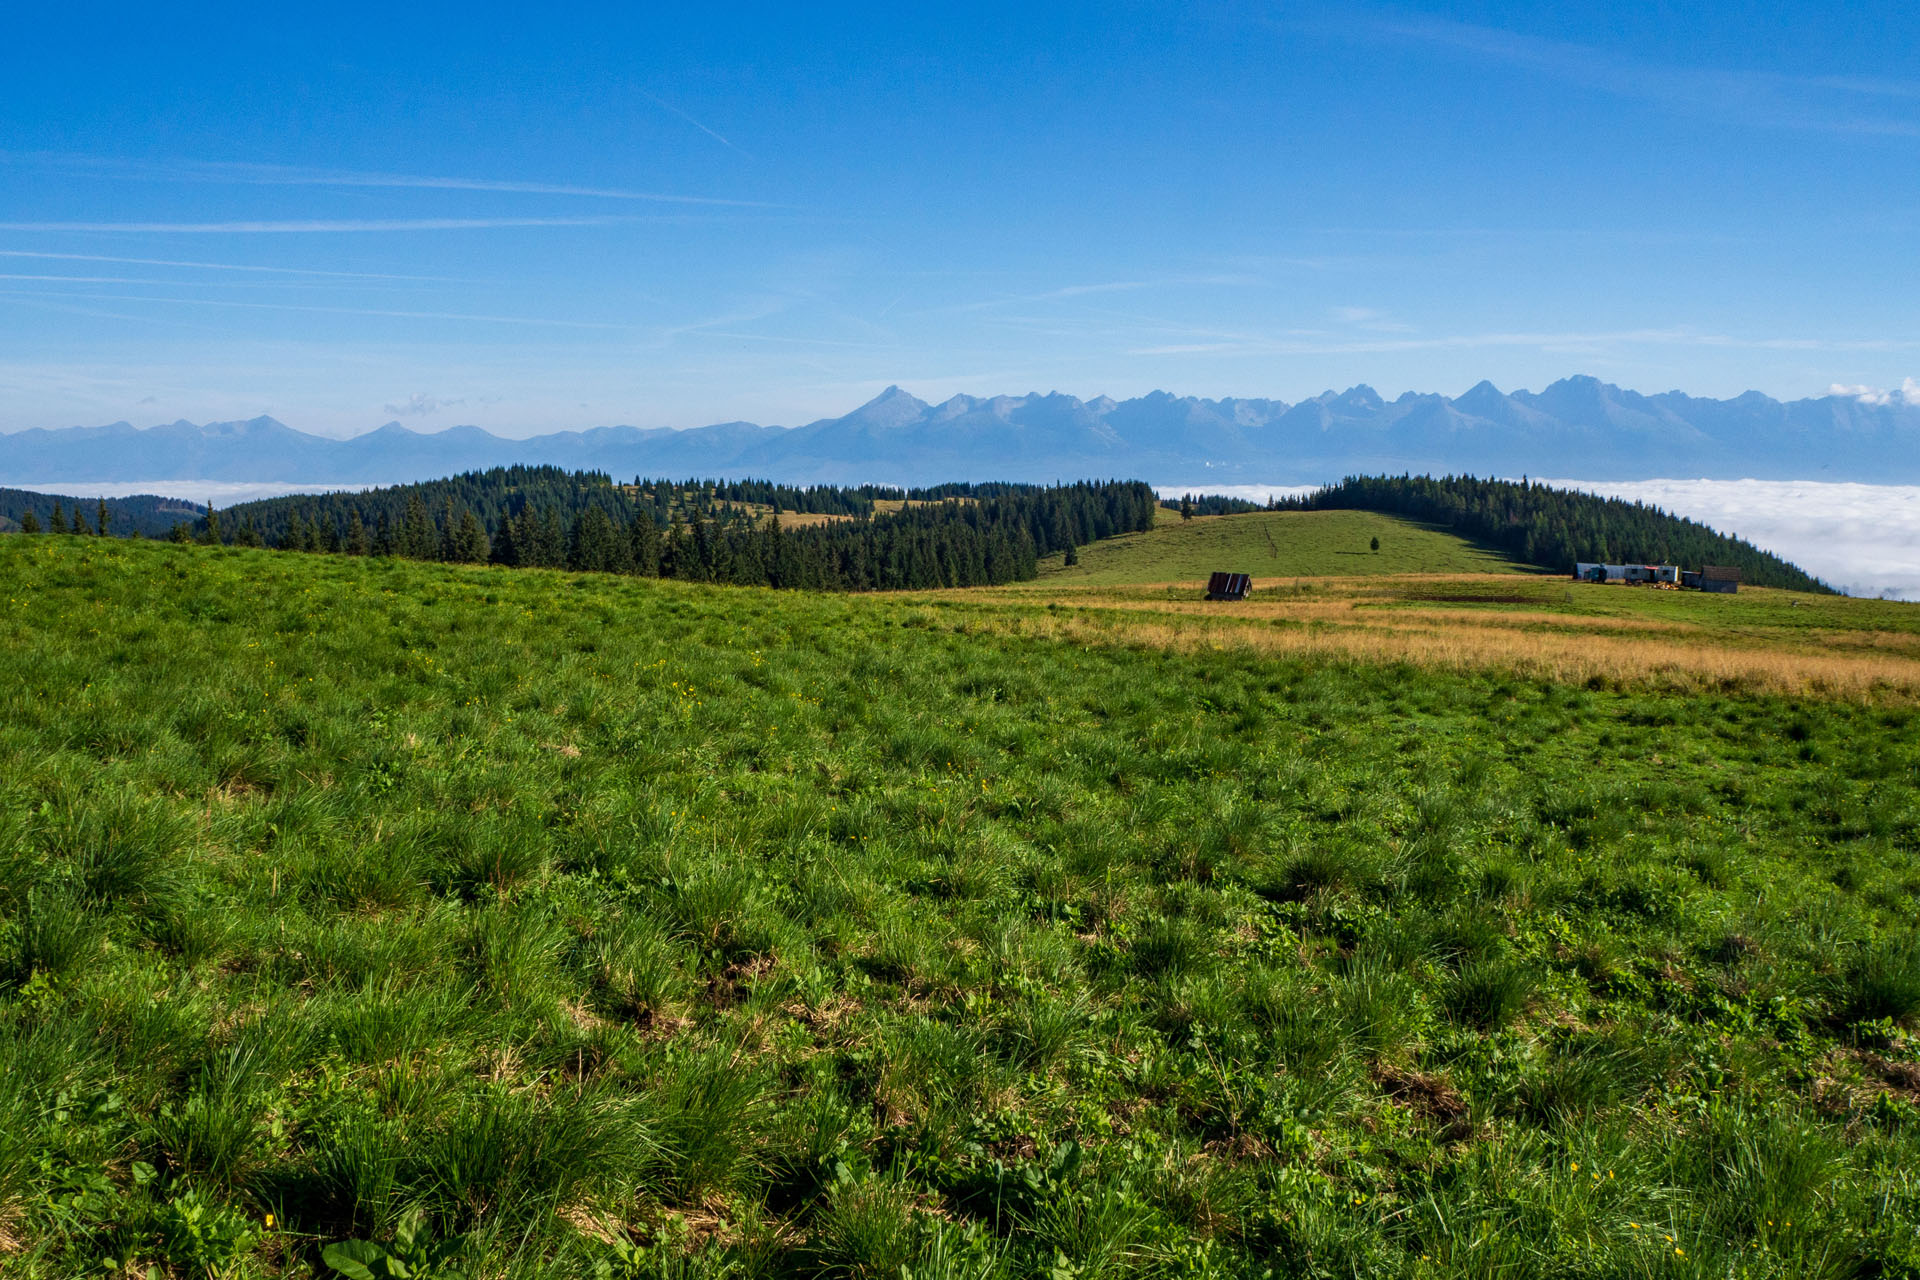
1206,572,1253,601
1698,565,1740,594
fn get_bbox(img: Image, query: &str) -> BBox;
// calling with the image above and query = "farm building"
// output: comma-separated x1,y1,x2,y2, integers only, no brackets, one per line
1576,562,1739,592
1205,572,1252,601
1574,562,1681,586
1686,565,1741,594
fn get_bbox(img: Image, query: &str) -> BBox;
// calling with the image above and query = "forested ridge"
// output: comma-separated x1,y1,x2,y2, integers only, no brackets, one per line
4,469,1830,593
149,468,1157,591
1276,475,1829,591
0,488,201,537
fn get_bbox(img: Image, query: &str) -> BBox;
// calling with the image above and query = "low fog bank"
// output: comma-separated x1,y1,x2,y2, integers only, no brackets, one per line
1157,480,1920,601
6,480,393,507
1540,479,1920,602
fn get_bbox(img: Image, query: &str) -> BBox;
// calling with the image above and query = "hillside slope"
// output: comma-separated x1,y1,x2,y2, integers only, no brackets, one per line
1,538,1917,1276
1039,509,1530,585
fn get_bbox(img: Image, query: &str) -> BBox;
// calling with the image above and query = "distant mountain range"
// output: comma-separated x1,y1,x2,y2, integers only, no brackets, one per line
3,377,1916,487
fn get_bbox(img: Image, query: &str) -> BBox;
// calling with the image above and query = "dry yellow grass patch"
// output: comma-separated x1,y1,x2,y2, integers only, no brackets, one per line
924,575,1920,700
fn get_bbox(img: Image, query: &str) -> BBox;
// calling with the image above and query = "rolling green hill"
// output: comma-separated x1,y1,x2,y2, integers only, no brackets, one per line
1040,508,1532,585
2,536,1917,1276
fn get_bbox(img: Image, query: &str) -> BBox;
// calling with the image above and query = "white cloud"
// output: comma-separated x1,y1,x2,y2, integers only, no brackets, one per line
383,392,463,416
1827,377,1920,406
1540,478,1920,600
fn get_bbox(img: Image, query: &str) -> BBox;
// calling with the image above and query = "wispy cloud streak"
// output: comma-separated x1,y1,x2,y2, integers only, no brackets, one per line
0,287,625,328
0,217,629,234
1364,15,1920,137
0,249,446,279
5,152,777,206
1127,327,1920,357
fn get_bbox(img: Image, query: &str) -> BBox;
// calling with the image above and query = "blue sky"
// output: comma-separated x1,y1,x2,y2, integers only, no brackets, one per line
4,1,1919,437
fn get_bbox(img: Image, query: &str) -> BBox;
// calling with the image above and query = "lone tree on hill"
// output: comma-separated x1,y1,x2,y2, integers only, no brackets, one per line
1370,535,1380,552
1180,495,1194,521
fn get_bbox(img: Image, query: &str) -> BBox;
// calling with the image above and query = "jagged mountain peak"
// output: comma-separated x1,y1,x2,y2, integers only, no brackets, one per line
4,378,1917,486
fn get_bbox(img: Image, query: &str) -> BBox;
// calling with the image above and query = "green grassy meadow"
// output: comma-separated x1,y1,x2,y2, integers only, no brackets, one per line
1040,511,1528,586
4,536,1920,1277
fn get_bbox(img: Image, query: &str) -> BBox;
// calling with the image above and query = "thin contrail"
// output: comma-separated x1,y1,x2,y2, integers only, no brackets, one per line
640,92,754,158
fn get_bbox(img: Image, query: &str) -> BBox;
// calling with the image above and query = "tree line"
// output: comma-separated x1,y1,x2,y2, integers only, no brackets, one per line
136,470,1157,591
1,489,200,538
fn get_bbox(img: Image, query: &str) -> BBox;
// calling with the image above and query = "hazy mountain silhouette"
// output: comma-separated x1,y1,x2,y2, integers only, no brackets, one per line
4,378,1916,486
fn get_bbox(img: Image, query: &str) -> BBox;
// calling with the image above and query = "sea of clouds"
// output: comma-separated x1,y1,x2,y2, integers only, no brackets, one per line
1158,480,1920,601
19,480,392,507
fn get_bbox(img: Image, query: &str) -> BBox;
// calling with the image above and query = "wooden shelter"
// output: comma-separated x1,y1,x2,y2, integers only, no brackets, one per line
1698,565,1740,594
1206,572,1252,601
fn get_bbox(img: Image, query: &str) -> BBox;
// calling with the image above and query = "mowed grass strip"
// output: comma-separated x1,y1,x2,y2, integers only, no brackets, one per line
1039,508,1530,585
1,536,1919,1278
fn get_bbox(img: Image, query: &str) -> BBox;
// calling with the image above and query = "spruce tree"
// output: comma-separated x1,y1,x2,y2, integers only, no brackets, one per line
20,510,40,534
168,521,190,543
96,499,110,536
629,511,660,576
201,505,222,545
569,506,618,572
537,508,565,568
345,509,371,556
439,498,462,562
49,501,64,533
456,509,490,563
403,495,434,559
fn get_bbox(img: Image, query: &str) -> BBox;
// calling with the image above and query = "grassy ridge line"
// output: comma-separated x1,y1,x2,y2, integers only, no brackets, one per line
2,538,1919,1276
1037,509,1531,585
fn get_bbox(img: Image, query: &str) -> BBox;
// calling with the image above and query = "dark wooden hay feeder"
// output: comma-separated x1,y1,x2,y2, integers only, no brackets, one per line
1206,572,1252,601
